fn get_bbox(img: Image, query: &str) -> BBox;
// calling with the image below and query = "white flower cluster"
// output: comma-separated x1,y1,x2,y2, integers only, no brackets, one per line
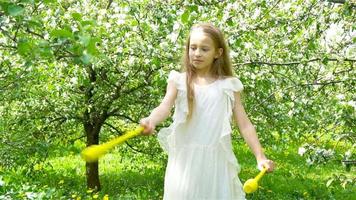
298,143,335,165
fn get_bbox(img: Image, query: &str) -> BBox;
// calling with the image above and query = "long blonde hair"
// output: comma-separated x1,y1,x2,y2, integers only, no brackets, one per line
181,23,234,119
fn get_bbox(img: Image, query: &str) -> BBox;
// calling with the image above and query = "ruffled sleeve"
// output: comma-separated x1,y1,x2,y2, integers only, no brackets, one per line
222,77,244,105
157,70,188,153
167,70,186,91
225,77,244,92
219,77,244,175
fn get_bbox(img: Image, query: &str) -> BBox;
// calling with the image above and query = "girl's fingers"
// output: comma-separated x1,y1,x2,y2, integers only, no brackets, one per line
139,118,154,135
142,125,151,135
258,159,275,172
139,119,149,134
264,160,275,172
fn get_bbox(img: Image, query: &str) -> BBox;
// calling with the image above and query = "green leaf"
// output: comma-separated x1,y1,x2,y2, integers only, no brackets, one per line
188,5,198,12
87,37,100,56
307,41,316,51
27,19,42,27
227,18,234,26
17,40,32,55
50,29,73,39
342,2,352,16
79,34,90,47
38,40,53,58
152,57,160,67
321,56,328,65
43,0,57,4
72,13,82,21
80,52,92,64
326,178,334,187
8,4,24,16
131,19,138,26
181,10,190,24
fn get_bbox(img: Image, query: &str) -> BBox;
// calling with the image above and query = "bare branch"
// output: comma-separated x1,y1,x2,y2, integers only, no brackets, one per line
236,57,356,66
103,122,150,154
0,43,16,49
106,0,113,9
26,27,44,39
325,0,356,7
107,113,137,123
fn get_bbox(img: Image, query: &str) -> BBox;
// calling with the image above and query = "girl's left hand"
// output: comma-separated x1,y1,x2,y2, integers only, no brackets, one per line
257,159,275,173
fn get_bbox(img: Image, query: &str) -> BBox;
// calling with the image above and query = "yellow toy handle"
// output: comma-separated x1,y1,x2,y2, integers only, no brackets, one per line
255,167,267,182
243,167,268,194
81,126,144,163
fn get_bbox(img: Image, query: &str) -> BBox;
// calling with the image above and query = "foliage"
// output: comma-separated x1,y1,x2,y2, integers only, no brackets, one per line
0,0,355,195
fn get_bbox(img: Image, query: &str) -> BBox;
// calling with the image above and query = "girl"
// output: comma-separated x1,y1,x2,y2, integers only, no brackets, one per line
140,23,275,200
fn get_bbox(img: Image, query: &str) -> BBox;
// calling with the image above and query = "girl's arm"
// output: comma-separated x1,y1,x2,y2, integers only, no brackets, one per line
140,79,178,135
232,92,275,172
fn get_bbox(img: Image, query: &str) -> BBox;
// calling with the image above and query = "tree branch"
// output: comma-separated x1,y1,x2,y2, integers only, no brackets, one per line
236,57,356,66
0,43,16,49
103,122,149,154
106,0,113,9
26,27,44,39
325,0,356,7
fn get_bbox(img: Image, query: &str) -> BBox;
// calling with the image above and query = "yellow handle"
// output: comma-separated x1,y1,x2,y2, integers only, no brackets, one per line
104,126,144,149
255,167,267,182
243,167,268,194
81,126,144,162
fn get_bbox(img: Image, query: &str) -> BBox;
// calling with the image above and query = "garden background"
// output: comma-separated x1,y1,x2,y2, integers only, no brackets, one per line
0,0,355,199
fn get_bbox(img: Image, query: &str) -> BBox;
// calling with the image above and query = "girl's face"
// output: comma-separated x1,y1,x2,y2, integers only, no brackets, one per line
189,29,221,71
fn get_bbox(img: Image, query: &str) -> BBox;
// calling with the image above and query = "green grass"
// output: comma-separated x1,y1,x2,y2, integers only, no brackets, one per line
0,141,355,199
235,143,355,200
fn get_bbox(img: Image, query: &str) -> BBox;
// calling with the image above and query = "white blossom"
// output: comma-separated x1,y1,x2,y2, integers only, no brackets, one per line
336,94,345,100
345,150,352,158
298,147,307,156
288,110,293,116
252,8,261,20
70,77,78,85
25,192,37,200
347,100,356,109
128,57,135,65
283,3,291,11
167,32,179,43
306,158,313,165
173,22,180,31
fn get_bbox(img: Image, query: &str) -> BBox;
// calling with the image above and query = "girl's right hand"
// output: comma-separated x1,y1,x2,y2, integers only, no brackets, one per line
139,117,155,135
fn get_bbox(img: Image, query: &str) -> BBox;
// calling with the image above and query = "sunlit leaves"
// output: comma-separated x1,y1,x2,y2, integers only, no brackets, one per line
50,29,74,39
0,3,24,16
7,4,24,16
0,0,354,189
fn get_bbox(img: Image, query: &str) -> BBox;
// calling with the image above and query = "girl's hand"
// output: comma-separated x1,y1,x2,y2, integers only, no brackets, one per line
139,117,155,135
257,159,275,173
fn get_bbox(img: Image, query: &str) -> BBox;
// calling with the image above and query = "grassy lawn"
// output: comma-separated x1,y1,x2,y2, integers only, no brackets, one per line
0,140,355,199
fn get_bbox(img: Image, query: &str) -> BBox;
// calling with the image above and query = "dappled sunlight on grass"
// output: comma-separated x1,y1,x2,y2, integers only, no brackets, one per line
45,149,165,199
233,141,355,199
1,141,354,199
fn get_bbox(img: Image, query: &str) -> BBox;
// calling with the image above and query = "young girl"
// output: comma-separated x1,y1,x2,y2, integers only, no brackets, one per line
140,23,275,199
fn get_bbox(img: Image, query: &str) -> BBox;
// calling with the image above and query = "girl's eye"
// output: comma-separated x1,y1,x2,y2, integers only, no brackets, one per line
190,47,196,50
202,48,209,51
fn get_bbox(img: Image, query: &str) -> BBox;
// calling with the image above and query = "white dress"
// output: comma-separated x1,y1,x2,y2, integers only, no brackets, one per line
158,70,246,200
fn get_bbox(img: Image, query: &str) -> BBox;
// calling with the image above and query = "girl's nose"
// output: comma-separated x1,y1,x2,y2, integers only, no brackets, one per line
195,49,202,57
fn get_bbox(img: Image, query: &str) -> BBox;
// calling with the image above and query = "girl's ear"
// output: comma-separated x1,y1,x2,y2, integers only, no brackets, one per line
215,48,223,58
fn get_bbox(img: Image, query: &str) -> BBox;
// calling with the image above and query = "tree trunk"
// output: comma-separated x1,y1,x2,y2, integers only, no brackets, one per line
84,121,101,190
